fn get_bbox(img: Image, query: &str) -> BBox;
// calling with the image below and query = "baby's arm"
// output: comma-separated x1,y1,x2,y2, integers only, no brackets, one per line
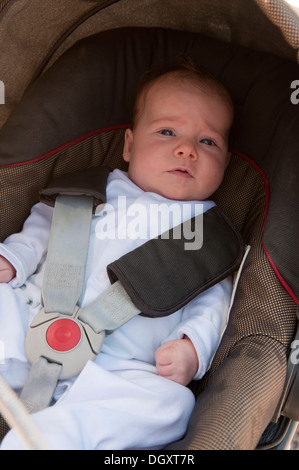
155,336,199,386
0,202,53,286
155,277,232,386
0,256,16,283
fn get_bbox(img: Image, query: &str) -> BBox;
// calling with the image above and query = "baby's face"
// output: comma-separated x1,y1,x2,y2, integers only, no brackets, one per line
123,77,232,201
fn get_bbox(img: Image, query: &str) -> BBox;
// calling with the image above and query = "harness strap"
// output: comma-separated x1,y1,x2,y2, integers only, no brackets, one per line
20,358,62,414
24,194,141,407
42,195,93,315
78,280,141,334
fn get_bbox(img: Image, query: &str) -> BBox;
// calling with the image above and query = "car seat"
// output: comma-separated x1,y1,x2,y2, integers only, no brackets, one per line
0,26,298,450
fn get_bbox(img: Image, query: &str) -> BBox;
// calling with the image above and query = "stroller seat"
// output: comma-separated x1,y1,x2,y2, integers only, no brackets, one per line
0,26,298,450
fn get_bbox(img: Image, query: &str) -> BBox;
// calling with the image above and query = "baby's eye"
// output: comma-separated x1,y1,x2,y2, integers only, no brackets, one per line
200,138,215,146
159,129,175,136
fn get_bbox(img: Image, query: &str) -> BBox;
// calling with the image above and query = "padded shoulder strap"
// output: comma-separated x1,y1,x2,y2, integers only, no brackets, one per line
40,165,112,212
107,206,245,317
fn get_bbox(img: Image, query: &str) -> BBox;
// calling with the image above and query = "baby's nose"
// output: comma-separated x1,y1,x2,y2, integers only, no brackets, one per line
174,142,197,160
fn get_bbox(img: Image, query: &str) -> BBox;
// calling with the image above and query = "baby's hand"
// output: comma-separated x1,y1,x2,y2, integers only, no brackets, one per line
0,256,16,283
155,337,199,386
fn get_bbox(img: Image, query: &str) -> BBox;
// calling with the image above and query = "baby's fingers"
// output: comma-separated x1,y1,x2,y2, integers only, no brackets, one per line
154,344,173,366
0,257,16,283
156,362,175,379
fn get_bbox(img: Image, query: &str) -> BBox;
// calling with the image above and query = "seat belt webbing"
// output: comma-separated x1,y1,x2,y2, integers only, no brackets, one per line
20,358,62,414
78,280,141,334
42,195,93,315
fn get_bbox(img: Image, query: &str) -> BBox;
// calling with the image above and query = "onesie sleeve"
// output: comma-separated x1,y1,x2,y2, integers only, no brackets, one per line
163,276,232,380
0,202,53,287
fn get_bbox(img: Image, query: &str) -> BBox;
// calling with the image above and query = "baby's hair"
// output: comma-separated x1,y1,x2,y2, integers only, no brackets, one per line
131,56,234,129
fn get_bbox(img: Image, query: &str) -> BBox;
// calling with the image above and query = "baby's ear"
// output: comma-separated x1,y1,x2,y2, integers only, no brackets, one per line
123,128,134,162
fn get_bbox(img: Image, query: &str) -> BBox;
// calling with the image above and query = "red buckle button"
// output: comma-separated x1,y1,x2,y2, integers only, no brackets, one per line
46,319,81,352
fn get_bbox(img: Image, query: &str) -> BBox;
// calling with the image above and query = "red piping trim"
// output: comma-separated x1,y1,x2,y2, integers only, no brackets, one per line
231,148,298,305
0,124,129,169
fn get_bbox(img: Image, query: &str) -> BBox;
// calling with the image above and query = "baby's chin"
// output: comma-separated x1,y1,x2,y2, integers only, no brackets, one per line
128,176,211,201
155,187,213,202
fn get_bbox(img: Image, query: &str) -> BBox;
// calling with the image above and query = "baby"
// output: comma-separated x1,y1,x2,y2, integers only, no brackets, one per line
122,62,233,383
0,60,234,449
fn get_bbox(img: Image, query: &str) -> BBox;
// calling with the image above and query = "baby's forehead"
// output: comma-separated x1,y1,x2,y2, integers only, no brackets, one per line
143,74,228,109
139,77,201,117
133,70,234,129
144,73,204,97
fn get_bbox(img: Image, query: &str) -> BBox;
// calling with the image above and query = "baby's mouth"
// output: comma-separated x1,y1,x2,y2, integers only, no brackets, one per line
168,167,193,178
